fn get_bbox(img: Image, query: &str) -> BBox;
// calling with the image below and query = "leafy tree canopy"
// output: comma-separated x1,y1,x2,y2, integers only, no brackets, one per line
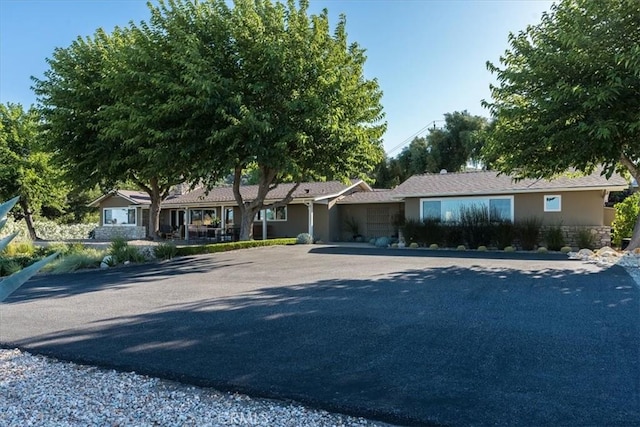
0,103,68,239
35,0,385,240
374,111,488,188
482,0,640,246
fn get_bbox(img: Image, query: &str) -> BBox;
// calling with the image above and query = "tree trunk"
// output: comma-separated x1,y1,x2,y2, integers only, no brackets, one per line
626,213,640,251
619,155,640,250
19,199,38,241
148,197,162,241
238,205,256,241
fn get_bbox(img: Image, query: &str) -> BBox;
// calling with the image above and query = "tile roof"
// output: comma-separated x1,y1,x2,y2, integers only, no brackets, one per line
162,180,361,206
337,189,398,204
391,170,629,198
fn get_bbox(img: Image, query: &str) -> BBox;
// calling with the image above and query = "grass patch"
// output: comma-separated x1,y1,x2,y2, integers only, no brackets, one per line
42,249,106,274
176,238,297,257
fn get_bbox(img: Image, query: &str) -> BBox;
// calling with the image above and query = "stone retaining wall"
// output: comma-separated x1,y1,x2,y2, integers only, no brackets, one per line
93,226,147,240
540,225,611,249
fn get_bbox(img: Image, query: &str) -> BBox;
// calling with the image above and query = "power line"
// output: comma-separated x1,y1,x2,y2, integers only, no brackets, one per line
385,120,445,157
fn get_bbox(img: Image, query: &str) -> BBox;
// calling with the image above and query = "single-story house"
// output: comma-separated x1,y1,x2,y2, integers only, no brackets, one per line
88,169,628,247
392,169,628,247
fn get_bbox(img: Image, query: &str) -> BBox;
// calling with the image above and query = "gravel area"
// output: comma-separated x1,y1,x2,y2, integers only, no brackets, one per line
0,348,388,427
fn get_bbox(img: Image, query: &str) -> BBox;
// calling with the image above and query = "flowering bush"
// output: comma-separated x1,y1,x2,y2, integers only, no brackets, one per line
0,218,97,241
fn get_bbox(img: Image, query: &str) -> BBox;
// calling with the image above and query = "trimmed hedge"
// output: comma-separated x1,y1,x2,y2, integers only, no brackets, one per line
175,238,297,256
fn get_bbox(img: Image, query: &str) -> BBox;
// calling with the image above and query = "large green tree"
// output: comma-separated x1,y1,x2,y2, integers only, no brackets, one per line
34,23,221,239
483,0,640,247
35,0,385,241
0,103,67,240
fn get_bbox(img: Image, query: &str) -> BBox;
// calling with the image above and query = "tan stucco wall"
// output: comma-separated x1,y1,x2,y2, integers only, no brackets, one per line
514,190,605,225
253,203,311,238
405,190,607,226
404,198,421,221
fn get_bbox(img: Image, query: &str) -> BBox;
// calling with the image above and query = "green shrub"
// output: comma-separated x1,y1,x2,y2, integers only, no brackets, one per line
42,249,105,274
459,205,492,249
375,236,390,247
429,243,439,249
0,196,58,300
443,224,464,248
560,246,572,253
494,220,515,249
544,226,565,251
0,257,22,276
296,233,314,244
109,237,145,264
154,243,178,260
175,238,296,256
576,229,596,250
2,241,37,257
401,219,423,244
422,218,444,247
409,242,419,248
517,217,542,250
477,245,488,251
612,192,639,247
537,247,548,253
504,246,515,252
456,245,467,251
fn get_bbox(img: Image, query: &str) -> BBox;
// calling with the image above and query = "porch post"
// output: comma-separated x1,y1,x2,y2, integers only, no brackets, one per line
185,207,190,243
262,209,267,240
307,202,314,237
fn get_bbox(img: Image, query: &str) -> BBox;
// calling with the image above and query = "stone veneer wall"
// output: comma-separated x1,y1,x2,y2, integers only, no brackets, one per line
540,225,611,249
93,226,147,240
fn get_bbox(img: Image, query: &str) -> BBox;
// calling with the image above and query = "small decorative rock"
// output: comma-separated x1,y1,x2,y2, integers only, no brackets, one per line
100,255,113,269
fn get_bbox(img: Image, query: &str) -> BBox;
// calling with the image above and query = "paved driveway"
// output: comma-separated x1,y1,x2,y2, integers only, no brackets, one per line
1,245,638,426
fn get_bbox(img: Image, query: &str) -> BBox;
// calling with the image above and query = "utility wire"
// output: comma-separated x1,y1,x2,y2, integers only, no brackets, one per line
385,120,445,157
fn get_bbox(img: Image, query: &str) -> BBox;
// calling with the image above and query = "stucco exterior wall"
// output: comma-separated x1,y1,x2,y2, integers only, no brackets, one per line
253,203,311,239
514,190,605,225
404,190,607,226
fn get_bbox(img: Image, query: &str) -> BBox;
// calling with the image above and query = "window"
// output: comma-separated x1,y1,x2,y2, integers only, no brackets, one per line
255,206,287,221
420,196,513,222
544,195,561,212
189,209,219,226
104,208,136,226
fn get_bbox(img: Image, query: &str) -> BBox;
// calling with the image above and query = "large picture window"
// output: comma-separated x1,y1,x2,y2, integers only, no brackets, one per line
104,208,136,226
255,206,287,222
420,196,513,222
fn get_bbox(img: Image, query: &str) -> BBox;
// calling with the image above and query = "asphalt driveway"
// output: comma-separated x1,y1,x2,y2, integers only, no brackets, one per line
1,245,638,426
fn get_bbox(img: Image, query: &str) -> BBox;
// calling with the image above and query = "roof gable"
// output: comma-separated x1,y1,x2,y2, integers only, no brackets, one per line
87,190,151,207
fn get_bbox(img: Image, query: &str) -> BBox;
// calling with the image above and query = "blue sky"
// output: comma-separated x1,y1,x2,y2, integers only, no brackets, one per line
0,0,553,155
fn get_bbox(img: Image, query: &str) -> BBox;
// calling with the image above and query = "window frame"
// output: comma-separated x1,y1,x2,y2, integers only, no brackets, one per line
543,195,562,212
419,195,514,222
103,207,137,226
255,206,288,222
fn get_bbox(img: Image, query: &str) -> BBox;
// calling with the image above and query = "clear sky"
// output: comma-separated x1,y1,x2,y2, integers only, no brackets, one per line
0,0,553,156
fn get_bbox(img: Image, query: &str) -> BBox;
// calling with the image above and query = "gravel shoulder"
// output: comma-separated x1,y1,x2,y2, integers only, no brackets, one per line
0,348,388,427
